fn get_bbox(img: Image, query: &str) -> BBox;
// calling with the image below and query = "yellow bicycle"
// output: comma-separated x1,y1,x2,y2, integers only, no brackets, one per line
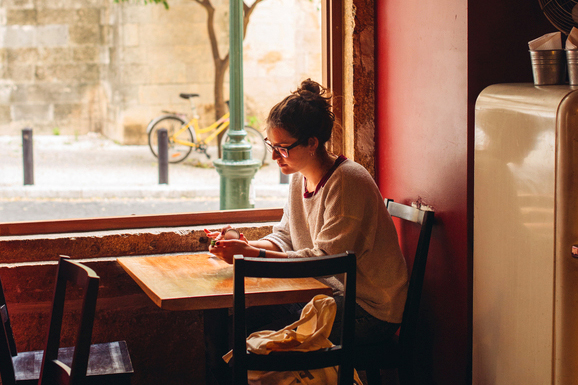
147,93,266,164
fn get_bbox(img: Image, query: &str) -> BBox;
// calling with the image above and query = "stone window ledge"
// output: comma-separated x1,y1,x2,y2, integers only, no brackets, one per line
1,209,282,264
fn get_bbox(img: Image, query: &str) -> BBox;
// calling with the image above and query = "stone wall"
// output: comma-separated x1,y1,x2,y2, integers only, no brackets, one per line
105,0,215,144
243,0,322,127
0,0,107,136
352,0,375,176
0,0,322,144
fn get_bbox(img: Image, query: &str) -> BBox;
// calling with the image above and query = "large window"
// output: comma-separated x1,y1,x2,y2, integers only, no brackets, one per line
0,0,341,231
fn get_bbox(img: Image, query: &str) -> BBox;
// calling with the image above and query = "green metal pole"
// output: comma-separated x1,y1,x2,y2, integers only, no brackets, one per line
228,0,244,149
213,0,261,210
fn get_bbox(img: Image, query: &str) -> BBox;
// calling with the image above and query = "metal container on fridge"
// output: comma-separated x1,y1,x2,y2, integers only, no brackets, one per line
529,49,565,85
566,49,578,85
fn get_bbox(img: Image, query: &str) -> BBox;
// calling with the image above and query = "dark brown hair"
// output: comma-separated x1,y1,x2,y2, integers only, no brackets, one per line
266,79,334,146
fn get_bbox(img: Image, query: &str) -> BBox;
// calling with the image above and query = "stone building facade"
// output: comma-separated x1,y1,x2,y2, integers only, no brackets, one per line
0,0,321,144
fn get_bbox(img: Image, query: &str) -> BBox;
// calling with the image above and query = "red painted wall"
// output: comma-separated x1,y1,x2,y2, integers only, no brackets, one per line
375,0,552,383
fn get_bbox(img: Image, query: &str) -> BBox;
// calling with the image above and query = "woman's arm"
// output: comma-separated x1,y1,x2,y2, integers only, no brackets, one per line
205,199,292,263
248,239,282,251
210,238,287,264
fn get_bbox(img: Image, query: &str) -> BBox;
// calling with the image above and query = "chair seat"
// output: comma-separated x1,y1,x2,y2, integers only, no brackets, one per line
353,337,400,370
13,341,133,384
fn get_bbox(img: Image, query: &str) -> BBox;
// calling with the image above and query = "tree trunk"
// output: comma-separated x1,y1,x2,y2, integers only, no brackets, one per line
214,58,229,121
195,0,264,157
195,0,264,117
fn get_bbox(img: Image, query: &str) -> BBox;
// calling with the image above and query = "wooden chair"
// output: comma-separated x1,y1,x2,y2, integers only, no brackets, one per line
232,251,357,385
354,199,435,385
0,256,133,385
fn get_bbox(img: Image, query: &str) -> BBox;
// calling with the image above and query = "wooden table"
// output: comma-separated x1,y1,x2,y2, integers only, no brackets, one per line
117,253,332,384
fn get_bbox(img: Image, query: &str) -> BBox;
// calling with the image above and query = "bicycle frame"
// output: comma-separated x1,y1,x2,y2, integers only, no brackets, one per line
171,112,230,148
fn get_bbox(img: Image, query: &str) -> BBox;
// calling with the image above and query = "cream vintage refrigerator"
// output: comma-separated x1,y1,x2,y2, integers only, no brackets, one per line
473,83,578,385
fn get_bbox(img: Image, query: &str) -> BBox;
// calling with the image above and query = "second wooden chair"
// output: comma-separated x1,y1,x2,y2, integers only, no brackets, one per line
354,199,435,385
0,256,133,385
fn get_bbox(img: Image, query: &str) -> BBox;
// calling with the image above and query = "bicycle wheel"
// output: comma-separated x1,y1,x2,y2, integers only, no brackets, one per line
220,126,267,165
147,115,195,163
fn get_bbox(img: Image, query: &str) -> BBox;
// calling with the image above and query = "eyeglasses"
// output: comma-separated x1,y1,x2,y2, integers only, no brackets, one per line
264,137,305,158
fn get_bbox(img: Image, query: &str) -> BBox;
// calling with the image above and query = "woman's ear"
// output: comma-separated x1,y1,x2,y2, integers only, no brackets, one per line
308,137,319,153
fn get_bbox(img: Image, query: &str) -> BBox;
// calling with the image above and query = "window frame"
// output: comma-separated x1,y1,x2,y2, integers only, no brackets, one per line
0,208,284,236
323,0,344,156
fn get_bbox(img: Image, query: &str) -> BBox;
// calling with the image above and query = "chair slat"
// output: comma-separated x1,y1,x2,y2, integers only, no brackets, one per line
386,200,427,225
242,254,355,278
245,347,344,371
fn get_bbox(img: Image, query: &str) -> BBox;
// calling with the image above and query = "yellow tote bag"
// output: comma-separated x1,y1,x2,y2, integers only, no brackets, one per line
223,294,362,385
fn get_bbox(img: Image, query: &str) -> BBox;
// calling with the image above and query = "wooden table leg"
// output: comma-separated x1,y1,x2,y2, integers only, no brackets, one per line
204,308,231,385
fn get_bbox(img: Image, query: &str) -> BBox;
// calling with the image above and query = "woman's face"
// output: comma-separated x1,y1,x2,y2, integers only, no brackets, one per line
265,127,314,175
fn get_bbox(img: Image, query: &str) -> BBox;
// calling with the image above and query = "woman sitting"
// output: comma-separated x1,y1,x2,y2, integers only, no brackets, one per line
206,79,408,345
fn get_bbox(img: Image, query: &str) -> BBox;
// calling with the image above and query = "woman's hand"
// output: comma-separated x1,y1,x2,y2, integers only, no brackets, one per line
204,225,233,241
208,234,259,264
204,228,222,241
204,226,241,241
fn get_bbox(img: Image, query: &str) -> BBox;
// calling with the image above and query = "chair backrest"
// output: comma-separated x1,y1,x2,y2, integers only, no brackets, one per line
0,276,18,385
232,251,357,385
385,199,434,372
38,256,100,385
0,280,17,359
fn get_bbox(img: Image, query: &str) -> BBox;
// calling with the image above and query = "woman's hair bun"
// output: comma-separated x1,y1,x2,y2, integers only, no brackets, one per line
266,78,334,147
296,78,322,96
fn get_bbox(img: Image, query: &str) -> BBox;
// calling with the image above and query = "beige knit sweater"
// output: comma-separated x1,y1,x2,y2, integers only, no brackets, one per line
262,158,409,323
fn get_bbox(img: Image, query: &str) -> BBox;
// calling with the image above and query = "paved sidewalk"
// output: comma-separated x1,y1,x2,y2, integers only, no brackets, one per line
0,133,288,200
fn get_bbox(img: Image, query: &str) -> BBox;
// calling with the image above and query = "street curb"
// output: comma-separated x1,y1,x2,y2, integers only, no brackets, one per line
0,184,289,200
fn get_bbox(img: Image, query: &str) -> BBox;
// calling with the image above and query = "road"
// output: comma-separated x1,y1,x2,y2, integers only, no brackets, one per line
0,134,288,223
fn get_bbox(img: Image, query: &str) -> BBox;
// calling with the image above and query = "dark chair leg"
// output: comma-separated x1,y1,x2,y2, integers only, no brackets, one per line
204,308,231,385
365,367,382,385
397,366,411,385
